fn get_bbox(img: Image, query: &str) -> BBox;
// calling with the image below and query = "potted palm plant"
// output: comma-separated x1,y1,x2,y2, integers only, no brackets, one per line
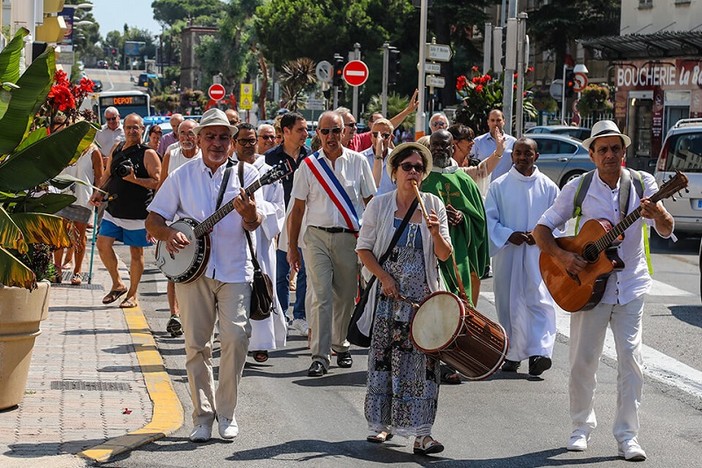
0,28,97,410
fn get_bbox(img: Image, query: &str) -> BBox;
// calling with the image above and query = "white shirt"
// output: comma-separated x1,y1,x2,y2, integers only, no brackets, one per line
167,147,202,174
290,147,376,228
148,158,264,283
537,169,670,305
95,125,125,157
362,146,395,195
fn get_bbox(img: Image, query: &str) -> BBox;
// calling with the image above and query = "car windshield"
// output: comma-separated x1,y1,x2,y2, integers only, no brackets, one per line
666,133,702,173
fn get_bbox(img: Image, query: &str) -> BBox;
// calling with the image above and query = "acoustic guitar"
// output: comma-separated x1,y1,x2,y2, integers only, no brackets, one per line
155,160,292,283
539,172,688,312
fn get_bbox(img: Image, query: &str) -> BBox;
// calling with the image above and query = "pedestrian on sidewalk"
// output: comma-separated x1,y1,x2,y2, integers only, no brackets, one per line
533,120,675,461
146,108,264,442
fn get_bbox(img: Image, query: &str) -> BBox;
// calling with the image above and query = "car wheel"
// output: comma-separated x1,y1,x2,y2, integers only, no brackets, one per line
560,170,585,189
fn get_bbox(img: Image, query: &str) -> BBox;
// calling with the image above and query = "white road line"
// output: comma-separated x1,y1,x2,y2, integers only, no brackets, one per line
479,291,702,401
650,279,695,296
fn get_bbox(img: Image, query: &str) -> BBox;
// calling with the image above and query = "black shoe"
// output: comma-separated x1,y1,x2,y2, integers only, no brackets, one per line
336,351,353,368
167,316,183,337
307,361,327,377
528,356,552,376
501,359,520,372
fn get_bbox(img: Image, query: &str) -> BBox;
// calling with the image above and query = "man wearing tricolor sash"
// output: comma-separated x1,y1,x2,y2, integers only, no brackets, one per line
287,111,377,377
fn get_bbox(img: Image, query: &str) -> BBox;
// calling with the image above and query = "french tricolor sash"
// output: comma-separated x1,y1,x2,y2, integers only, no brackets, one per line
303,151,360,232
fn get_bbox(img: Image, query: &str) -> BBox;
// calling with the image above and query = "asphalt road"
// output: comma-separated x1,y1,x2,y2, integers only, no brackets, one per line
96,233,702,467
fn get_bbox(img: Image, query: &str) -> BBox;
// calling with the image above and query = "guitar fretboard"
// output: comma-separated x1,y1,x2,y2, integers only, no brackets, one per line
193,180,262,238
589,207,643,257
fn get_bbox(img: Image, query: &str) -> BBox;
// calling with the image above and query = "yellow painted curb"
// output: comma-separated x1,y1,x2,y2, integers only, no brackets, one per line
79,303,184,463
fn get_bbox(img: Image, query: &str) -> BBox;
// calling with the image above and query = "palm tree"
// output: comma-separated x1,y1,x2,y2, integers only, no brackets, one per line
280,58,316,111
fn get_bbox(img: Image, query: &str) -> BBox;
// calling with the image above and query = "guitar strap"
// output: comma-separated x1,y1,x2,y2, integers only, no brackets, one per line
216,158,236,210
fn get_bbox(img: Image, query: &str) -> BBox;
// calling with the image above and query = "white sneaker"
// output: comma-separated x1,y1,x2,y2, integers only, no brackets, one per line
618,438,647,461
218,416,239,440
566,430,590,451
291,319,309,336
189,423,212,442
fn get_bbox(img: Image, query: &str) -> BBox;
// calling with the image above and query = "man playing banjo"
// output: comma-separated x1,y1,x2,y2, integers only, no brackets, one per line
146,108,264,443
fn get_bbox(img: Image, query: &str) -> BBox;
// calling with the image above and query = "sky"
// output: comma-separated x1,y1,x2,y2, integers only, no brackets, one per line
91,0,161,36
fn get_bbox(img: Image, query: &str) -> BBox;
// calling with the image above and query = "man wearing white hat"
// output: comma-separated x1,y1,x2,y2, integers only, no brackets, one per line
533,120,674,461
146,108,264,443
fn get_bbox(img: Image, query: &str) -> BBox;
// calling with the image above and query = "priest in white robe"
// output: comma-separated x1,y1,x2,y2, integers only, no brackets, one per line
485,137,560,377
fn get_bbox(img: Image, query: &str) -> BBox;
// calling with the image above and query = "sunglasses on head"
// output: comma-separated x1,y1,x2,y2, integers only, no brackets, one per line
399,162,425,173
372,132,392,139
319,127,342,135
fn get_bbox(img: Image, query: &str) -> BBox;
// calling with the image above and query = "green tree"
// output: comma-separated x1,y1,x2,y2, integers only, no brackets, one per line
151,0,223,26
528,0,619,78
279,58,317,111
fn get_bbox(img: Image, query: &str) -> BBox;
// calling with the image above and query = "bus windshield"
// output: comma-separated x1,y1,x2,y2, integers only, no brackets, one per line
94,91,151,125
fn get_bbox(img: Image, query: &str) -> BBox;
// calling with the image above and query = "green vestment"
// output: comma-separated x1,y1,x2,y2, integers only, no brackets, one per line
422,168,489,305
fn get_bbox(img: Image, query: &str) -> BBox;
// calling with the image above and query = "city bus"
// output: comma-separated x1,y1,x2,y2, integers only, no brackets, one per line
92,90,151,124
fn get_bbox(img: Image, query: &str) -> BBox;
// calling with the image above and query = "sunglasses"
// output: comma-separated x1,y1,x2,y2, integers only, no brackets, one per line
259,135,276,141
399,162,425,173
431,121,447,128
319,127,342,135
236,138,257,146
372,132,392,139
345,122,357,128
106,117,118,122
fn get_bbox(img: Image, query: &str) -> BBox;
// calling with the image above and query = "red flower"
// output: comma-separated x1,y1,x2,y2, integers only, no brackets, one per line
481,74,491,84
513,72,519,79
527,66,534,73
472,76,481,84
456,75,467,92
54,70,70,87
471,65,480,72
48,84,76,111
475,85,484,93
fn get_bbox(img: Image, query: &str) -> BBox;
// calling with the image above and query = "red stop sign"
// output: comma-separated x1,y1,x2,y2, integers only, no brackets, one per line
208,83,226,101
343,60,369,87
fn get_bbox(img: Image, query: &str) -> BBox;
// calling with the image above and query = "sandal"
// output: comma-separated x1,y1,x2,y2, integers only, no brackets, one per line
366,431,393,443
413,435,444,455
70,273,82,286
119,296,139,308
253,350,269,363
102,288,127,304
441,369,462,385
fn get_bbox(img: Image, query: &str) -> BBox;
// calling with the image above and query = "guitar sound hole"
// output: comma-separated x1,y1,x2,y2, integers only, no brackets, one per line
582,244,599,263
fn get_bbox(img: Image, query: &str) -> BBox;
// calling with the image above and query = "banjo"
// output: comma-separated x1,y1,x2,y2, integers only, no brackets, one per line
155,160,292,283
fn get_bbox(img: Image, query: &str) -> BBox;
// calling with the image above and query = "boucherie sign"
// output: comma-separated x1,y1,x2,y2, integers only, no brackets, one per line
616,59,702,89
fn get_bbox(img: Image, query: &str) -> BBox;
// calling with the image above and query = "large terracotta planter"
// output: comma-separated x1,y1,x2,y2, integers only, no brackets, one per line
0,281,50,410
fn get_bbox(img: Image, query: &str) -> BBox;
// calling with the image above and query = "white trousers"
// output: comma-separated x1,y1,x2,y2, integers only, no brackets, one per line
176,277,251,426
302,227,358,368
569,295,644,442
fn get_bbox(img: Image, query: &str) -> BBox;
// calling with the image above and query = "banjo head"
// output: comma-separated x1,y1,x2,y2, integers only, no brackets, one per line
155,218,208,282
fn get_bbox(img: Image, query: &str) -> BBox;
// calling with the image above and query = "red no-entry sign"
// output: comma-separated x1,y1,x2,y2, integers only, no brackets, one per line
208,83,226,101
343,60,369,87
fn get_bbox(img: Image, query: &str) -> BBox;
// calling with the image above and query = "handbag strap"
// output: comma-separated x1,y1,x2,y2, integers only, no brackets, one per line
378,197,419,265
238,161,263,272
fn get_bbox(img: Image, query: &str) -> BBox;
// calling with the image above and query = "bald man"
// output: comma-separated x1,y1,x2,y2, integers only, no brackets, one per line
158,113,184,155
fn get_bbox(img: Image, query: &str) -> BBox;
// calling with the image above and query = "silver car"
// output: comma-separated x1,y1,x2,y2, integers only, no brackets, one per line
525,125,591,141
528,134,594,188
654,118,702,235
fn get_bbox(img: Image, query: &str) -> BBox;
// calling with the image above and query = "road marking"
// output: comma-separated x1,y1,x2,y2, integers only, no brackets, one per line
479,290,702,402
650,279,695,296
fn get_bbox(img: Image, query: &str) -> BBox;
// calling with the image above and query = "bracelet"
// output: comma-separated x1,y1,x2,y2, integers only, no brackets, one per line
375,156,383,160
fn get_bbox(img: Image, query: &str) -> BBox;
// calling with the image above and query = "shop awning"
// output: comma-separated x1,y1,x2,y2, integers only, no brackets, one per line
583,31,702,60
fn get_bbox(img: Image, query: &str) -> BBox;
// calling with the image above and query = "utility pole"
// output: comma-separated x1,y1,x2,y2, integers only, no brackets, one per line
501,0,518,135
352,43,360,119
381,42,389,116
415,0,428,139
514,12,528,138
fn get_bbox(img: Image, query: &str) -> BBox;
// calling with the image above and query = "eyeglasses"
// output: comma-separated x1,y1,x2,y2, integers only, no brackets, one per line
228,120,239,125
106,117,118,122
372,132,392,139
236,138,257,146
319,127,342,135
259,135,276,141
399,162,425,173
430,121,447,128
345,122,357,128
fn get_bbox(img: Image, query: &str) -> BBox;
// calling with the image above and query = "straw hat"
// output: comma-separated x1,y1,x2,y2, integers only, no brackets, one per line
386,142,433,180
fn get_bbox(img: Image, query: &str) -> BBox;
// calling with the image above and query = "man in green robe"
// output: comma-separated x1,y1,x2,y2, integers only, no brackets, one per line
424,129,490,308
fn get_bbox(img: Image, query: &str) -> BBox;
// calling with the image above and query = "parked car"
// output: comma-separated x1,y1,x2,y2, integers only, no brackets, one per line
529,134,595,188
137,73,158,88
654,118,702,235
142,115,202,145
525,125,591,141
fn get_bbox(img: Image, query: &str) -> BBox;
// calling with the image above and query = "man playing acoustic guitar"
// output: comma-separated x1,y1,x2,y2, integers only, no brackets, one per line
533,120,674,461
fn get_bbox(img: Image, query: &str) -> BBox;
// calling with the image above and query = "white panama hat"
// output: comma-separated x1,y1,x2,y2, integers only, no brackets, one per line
582,120,631,150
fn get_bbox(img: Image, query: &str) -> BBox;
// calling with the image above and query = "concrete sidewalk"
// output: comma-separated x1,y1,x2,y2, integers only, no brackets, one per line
0,248,183,467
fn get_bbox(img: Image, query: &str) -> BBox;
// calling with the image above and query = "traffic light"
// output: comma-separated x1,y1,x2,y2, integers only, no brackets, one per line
565,68,575,98
388,48,401,85
111,48,117,56
333,54,345,87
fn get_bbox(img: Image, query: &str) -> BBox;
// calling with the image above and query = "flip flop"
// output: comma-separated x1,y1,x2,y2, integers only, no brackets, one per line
102,288,127,304
119,296,138,308
366,432,393,443
70,273,82,286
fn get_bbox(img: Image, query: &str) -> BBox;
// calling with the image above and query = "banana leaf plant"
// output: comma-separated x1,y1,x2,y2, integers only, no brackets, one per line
0,28,97,289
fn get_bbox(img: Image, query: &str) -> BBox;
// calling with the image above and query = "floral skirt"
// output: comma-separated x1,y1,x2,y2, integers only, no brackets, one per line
364,244,440,437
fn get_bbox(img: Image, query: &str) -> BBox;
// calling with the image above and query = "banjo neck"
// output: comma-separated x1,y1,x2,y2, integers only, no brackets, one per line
193,179,263,238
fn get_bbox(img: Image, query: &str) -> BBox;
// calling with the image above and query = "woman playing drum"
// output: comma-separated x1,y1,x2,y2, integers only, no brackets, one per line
356,142,452,455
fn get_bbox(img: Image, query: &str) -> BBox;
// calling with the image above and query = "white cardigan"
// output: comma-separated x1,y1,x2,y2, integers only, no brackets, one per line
355,190,451,336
